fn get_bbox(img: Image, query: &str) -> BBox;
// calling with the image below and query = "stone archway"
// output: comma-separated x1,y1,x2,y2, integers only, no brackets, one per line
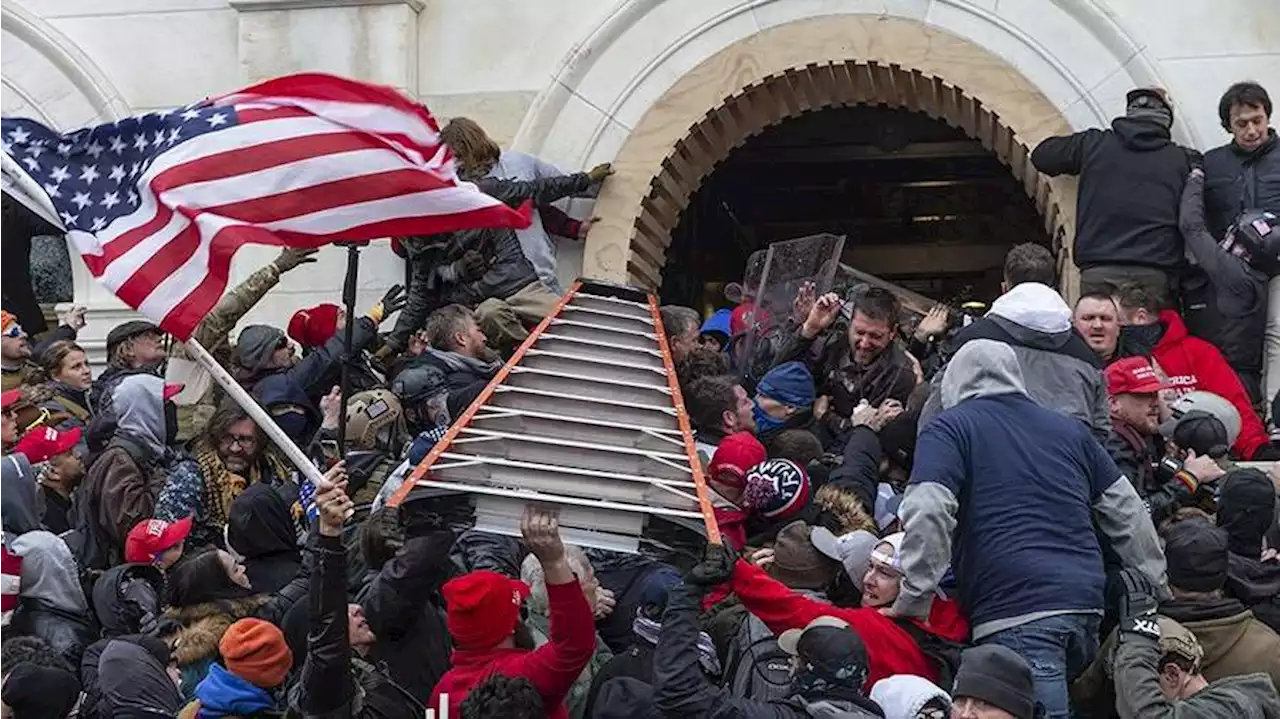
626,60,1069,291
576,15,1090,296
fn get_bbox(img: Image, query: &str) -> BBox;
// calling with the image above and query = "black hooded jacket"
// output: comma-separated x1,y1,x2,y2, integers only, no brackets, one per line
228,483,302,594
1217,468,1280,632
80,565,166,719
1032,116,1193,271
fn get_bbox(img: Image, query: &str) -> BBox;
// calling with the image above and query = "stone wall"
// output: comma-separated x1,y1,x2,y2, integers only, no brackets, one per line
2,0,1276,362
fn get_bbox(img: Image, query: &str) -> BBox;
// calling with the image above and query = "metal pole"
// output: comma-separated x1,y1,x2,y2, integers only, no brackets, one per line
337,242,361,457
185,337,330,488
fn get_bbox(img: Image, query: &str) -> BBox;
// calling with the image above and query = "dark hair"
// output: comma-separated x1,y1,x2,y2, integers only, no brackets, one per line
1075,291,1118,309
849,287,900,327
1157,652,1198,675
660,305,702,339
38,340,87,380
684,375,741,433
0,636,72,674
439,117,501,180
1218,82,1272,130
676,345,730,394
1003,243,1056,287
166,548,253,607
459,673,545,719
203,401,263,453
425,304,476,353
765,429,823,467
1114,281,1162,317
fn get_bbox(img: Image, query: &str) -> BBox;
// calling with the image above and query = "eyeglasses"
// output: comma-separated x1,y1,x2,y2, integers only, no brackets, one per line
222,433,259,450
2,324,23,339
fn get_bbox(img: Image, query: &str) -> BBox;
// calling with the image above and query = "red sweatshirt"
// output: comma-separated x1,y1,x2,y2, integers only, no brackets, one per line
730,560,969,688
430,579,596,719
1152,310,1268,459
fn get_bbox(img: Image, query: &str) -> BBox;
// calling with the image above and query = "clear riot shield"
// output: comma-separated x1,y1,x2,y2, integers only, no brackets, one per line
737,233,846,389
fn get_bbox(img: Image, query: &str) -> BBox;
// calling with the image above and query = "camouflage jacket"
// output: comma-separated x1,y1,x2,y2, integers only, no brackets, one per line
1112,630,1280,719
172,263,282,362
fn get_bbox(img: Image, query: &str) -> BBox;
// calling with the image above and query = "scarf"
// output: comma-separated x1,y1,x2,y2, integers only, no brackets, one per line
632,615,721,675
191,439,292,530
1118,323,1166,358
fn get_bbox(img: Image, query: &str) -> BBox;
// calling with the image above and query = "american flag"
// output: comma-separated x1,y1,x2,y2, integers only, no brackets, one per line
0,73,531,341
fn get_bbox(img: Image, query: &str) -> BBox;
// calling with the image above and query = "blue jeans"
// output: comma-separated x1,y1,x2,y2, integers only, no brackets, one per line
978,613,1100,719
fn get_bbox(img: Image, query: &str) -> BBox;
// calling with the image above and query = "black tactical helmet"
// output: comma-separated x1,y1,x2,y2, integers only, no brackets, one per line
1222,209,1280,276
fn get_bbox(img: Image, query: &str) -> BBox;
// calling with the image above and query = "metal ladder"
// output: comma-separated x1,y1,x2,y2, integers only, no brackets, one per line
385,279,721,553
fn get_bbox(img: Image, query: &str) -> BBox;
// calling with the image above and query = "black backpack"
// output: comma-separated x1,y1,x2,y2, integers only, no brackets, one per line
722,614,796,703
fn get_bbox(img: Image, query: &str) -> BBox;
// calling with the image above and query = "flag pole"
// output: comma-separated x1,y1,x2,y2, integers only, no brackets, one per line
336,242,361,457
184,337,333,491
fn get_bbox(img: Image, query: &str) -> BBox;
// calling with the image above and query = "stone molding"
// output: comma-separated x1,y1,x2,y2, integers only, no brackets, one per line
230,0,425,12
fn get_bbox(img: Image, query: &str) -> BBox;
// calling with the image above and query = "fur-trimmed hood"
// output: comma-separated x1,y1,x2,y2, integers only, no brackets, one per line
164,595,268,666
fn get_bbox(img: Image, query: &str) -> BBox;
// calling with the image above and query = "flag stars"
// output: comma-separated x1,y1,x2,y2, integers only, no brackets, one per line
59,211,79,226
133,135,148,153
180,109,201,121
109,165,126,183
8,126,30,144
108,136,126,154
79,165,101,183
49,165,70,183
151,131,165,148
167,127,181,145
101,191,120,209
89,217,107,232
207,113,228,127
26,144,45,159
71,192,92,210
86,141,105,159
56,142,72,157
127,190,139,205
21,157,39,172
43,183,61,199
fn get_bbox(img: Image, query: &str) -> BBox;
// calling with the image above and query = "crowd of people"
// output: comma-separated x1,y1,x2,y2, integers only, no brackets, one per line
0,80,1278,719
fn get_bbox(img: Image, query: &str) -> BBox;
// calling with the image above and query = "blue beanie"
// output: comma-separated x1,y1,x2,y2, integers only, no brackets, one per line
757,361,815,409
700,308,733,339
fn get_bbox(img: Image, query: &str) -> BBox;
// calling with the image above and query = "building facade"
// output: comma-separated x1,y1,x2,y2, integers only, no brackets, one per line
3,0,1276,362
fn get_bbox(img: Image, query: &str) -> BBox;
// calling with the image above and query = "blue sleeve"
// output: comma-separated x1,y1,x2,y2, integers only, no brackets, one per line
1083,431,1122,501
908,414,967,497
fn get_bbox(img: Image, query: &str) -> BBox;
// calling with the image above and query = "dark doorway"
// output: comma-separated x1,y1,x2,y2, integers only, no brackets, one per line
658,105,1050,310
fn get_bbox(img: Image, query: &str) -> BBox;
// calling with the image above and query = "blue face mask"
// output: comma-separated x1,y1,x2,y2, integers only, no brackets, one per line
753,399,786,434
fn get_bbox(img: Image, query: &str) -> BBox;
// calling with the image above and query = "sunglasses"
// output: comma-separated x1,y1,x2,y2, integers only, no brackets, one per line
3,324,23,339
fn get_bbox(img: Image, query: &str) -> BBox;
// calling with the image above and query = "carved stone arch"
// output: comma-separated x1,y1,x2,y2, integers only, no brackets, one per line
627,60,1068,290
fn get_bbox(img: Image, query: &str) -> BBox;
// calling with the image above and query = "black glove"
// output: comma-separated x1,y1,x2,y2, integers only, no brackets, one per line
1184,148,1205,173
457,250,488,281
684,542,736,590
1115,567,1159,626
379,284,407,316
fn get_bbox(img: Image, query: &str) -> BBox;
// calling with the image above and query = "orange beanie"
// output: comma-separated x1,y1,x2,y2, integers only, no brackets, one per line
0,311,16,332
218,618,293,688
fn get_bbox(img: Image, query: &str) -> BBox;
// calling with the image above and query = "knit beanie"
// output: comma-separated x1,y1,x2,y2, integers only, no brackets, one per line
771,520,837,590
0,310,16,333
1163,518,1230,593
442,570,531,651
235,325,286,372
1,663,81,719
745,458,811,520
287,304,341,349
1216,468,1277,558
709,432,768,490
952,645,1037,719
219,617,294,688
757,361,816,409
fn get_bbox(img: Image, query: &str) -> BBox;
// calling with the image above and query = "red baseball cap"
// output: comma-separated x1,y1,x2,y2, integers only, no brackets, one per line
12,426,82,464
125,516,192,564
163,383,185,402
1106,357,1172,396
1,389,21,410
709,432,768,490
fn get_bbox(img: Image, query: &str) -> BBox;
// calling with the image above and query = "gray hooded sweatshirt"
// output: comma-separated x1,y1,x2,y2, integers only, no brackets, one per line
922,282,1110,442
113,373,168,457
8,530,89,615
894,340,1167,638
